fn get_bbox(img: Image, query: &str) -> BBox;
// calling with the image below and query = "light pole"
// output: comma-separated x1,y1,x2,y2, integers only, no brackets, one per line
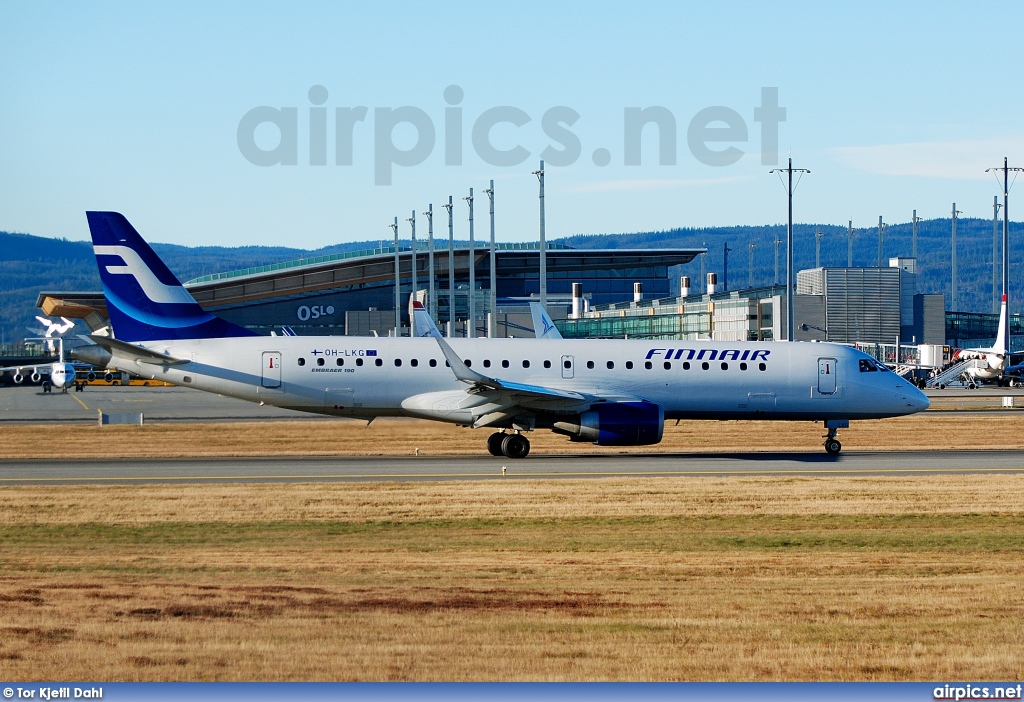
425,205,435,318
769,157,811,341
847,220,855,267
390,217,399,335
951,203,961,312
993,196,1002,314
484,180,496,338
464,188,475,338
986,157,1024,347
748,240,757,289
532,161,547,308
912,210,921,262
877,216,886,267
407,211,417,336
443,197,454,334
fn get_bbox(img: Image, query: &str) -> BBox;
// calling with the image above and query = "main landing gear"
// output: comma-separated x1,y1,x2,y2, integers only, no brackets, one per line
487,432,531,459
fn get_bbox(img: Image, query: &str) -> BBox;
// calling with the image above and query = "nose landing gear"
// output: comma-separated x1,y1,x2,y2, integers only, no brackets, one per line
822,419,848,456
487,431,531,459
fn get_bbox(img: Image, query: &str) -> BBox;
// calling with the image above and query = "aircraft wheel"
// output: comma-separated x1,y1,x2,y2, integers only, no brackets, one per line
42,381,51,393
487,432,506,457
824,438,842,456
938,383,946,390
501,433,531,459
967,381,978,390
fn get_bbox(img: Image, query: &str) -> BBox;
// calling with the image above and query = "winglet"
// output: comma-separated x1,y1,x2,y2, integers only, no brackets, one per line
431,334,494,386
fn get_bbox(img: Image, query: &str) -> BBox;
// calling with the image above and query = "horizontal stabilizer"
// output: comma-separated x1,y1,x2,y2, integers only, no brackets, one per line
87,335,189,366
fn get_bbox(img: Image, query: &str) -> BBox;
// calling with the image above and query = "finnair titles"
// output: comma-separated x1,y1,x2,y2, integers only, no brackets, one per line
83,211,929,458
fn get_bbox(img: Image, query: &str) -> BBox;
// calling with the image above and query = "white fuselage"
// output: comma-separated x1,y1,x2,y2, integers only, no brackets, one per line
105,337,929,424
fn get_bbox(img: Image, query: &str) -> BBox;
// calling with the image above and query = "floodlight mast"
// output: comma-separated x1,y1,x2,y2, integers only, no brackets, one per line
533,161,547,308
484,180,496,338
464,188,475,338
769,157,810,341
390,217,399,335
425,205,435,318
443,197,454,335
986,157,1024,348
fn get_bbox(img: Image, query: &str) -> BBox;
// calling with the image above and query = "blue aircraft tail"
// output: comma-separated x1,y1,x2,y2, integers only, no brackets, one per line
86,212,256,342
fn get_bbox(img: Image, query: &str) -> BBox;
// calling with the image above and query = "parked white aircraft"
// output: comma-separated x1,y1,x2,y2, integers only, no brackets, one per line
83,211,929,457
0,338,78,392
957,295,1009,382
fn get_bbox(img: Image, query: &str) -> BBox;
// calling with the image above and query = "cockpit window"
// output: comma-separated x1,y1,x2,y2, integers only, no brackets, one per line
859,359,877,373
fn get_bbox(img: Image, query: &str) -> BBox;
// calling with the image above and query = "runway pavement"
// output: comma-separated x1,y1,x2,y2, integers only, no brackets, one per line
2,450,1024,485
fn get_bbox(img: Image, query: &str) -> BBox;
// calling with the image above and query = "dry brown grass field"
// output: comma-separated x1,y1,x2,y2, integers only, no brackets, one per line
2,471,1024,681
3,412,1024,459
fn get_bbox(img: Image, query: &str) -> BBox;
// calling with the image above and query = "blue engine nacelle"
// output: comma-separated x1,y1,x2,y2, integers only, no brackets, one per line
553,401,664,446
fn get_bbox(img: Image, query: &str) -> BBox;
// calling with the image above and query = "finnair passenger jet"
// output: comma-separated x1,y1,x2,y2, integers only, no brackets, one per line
85,212,929,458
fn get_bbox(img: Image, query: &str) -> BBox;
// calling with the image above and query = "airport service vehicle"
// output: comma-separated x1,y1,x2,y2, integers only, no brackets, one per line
84,211,929,458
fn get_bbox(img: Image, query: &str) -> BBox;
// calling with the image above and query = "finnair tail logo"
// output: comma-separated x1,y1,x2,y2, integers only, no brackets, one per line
93,245,195,305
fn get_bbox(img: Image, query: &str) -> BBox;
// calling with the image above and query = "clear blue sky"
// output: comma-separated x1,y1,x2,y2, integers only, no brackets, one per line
2,1,1021,248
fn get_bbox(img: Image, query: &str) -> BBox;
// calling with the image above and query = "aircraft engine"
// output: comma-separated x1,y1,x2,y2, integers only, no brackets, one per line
553,401,664,446
13,372,24,384
103,372,115,383
87,371,96,381
30,371,42,383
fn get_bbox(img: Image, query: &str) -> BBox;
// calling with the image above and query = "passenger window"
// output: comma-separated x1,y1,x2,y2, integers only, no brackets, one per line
683,361,690,370
375,358,383,367
429,359,437,367
859,359,877,373
522,360,530,368
625,361,633,369
543,360,551,369
410,359,418,367
394,358,402,367
664,361,672,370
587,361,595,369
740,362,747,371
483,359,491,368
502,360,509,368
563,360,572,369
317,357,325,366
701,362,709,370
465,359,472,367
336,358,343,367
758,363,767,371
356,358,363,367
645,361,653,370
606,361,614,369
297,358,306,366
721,362,728,370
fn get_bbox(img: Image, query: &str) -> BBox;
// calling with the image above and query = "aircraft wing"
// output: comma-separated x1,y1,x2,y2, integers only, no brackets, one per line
530,303,563,339
87,335,190,366
429,334,641,428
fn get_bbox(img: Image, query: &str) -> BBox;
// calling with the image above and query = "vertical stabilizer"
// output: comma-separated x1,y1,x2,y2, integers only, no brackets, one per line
86,212,256,342
530,302,563,340
994,294,1008,354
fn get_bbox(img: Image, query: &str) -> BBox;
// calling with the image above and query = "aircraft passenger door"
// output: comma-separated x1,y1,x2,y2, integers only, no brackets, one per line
262,351,282,388
817,357,837,395
561,354,574,379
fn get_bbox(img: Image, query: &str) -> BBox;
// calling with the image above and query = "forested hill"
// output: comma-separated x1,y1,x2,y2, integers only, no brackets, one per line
1,218,1019,344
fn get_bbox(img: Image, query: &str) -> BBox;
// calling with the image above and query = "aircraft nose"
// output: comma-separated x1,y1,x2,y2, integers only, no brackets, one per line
905,386,930,413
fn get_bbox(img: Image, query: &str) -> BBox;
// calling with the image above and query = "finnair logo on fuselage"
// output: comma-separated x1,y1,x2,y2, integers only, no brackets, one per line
93,245,195,305
646,348,770,361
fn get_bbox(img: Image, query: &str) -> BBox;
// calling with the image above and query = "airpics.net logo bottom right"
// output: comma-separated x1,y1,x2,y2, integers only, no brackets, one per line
933,684,1023,701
